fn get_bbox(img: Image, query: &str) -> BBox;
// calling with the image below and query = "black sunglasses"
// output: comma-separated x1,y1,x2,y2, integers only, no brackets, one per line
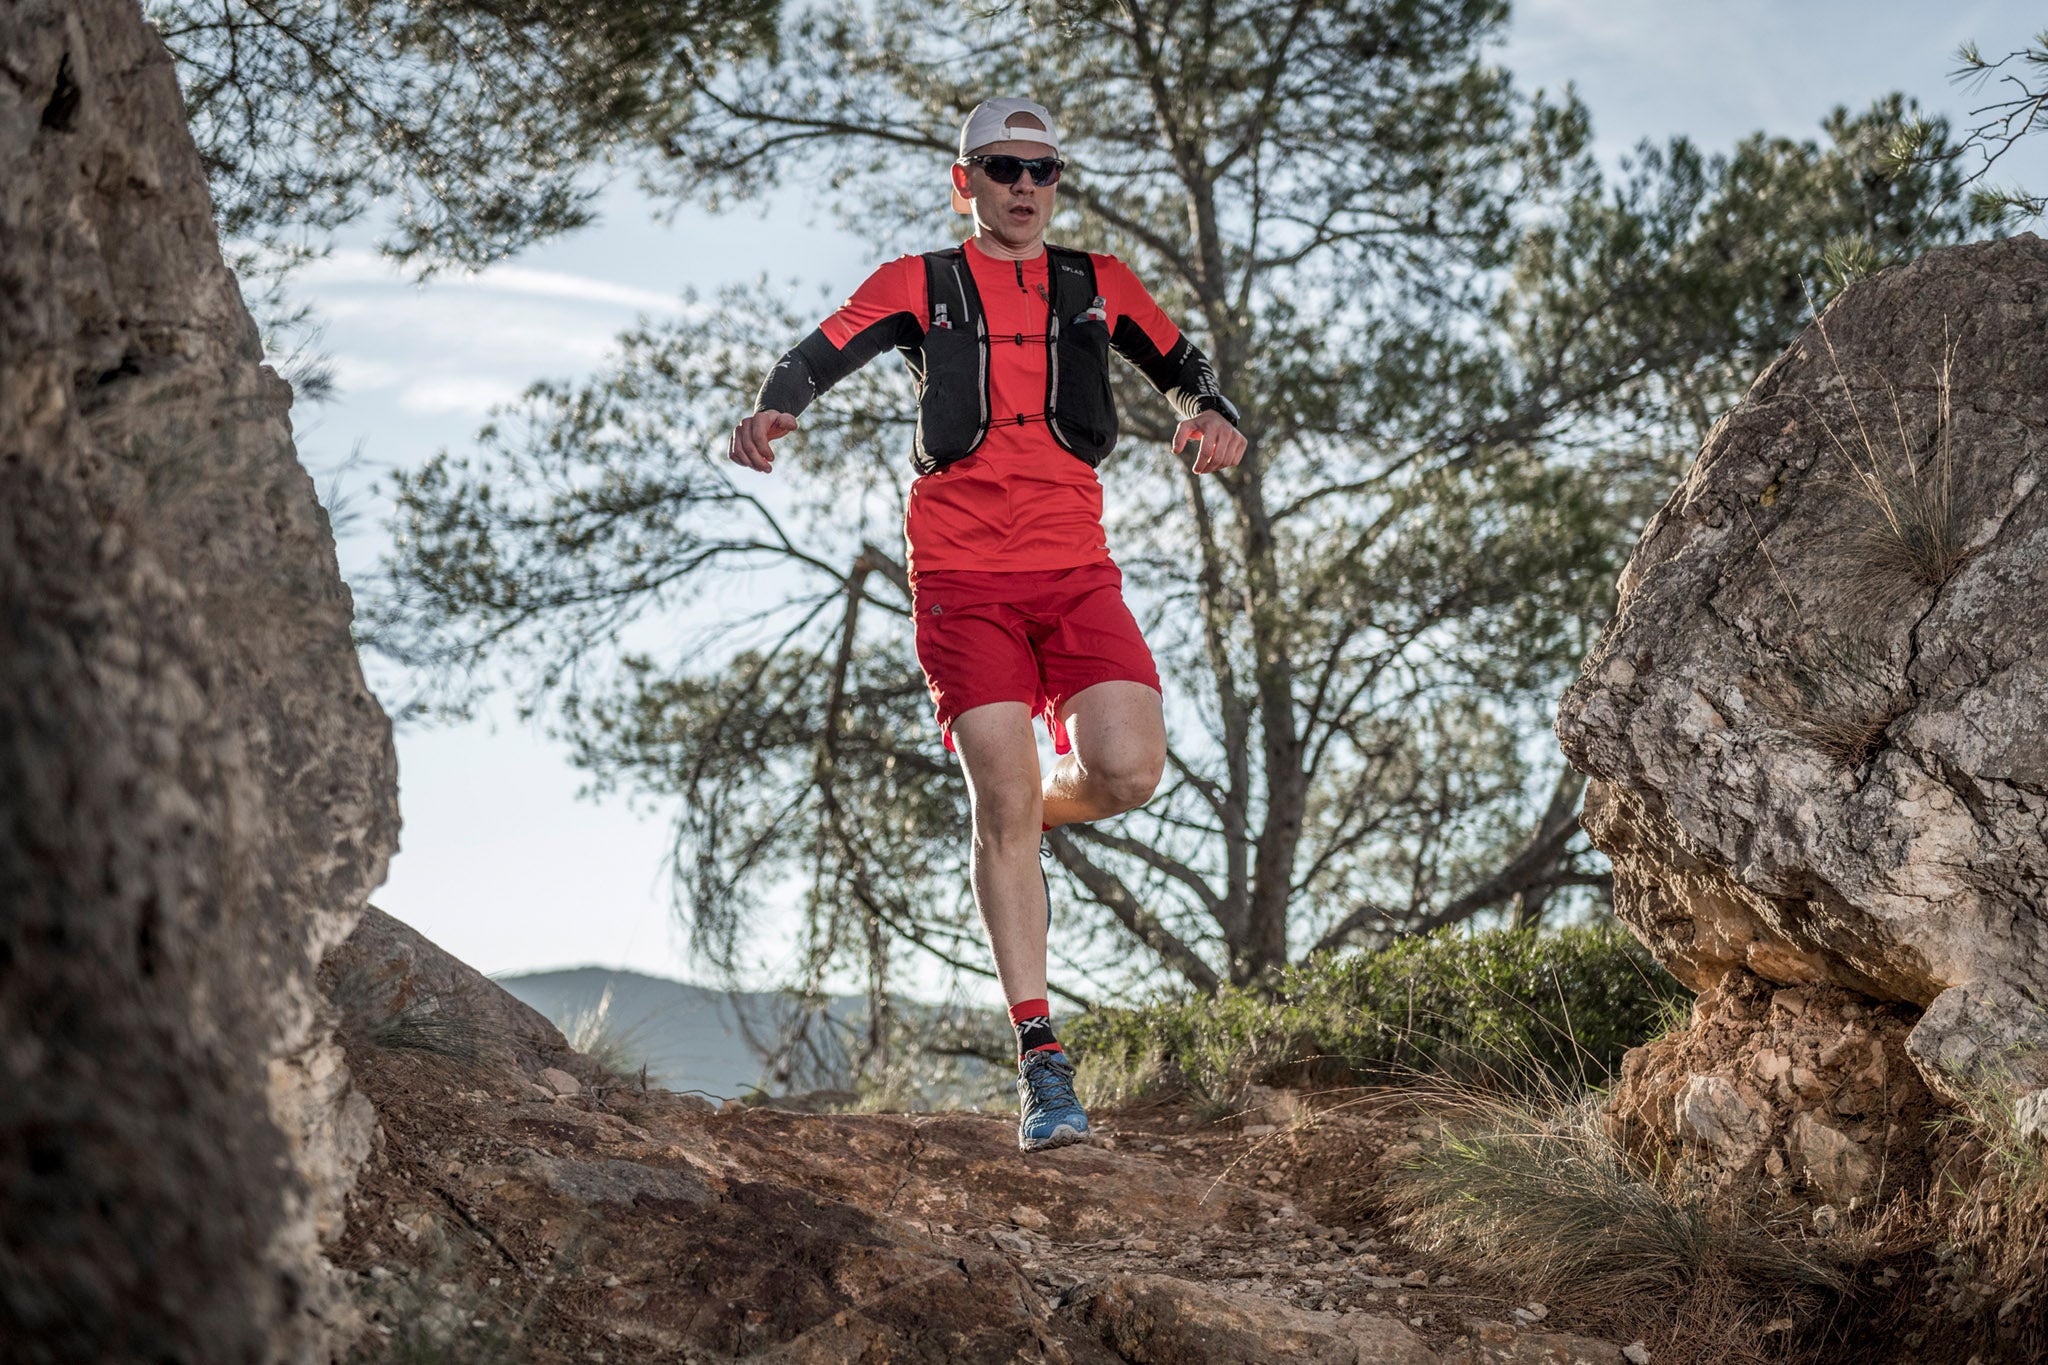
960,153,1067,187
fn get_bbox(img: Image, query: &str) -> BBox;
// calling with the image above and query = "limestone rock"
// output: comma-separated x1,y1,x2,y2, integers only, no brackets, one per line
1558,236,2048,1157
1674,1075,1769,1167
524,1153,714,1208
1,0,398,1357
321,904,616,1092
1604,971,1937,1200
1904,978,2048,1106
1073,1273,1438,1363
2014,1089,2048,1147
1789,1112,1877,1206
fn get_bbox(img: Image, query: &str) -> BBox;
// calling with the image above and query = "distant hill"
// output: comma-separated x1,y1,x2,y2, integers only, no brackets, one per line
495,967,864,1099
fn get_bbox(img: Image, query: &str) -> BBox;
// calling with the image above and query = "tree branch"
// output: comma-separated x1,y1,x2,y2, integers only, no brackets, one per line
1045,829,1221,993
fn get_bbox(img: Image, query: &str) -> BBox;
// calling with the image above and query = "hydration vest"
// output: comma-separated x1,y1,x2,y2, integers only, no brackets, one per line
909,244,1117,475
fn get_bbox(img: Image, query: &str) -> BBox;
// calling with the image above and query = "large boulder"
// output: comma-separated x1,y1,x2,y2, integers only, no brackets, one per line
0,1,399,1360
1558,235,2048,1188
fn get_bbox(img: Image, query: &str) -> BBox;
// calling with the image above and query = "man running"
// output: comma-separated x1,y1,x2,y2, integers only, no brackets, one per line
729,97,1246,1151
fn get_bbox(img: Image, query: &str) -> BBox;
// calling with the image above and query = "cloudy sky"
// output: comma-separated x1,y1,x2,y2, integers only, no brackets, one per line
288,0,2046,991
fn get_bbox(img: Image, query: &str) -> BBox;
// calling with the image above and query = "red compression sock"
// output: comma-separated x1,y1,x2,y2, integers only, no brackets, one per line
1009,998,1062,1057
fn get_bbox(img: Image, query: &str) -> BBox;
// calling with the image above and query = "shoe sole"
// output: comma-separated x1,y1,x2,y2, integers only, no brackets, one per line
1019,1123,1089,1153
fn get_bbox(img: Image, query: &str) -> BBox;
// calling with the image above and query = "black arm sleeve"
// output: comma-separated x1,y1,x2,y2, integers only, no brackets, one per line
754,314,919,417
1109,318,1241,425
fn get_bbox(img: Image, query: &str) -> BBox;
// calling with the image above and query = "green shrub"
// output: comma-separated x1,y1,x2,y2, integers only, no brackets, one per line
1068,922,1687,1108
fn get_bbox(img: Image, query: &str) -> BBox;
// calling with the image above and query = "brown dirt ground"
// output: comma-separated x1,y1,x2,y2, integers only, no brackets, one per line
332,1042,1638,1364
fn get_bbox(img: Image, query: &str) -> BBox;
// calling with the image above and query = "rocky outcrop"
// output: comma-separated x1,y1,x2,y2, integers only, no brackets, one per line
323,906,620,1100
1558,235,2048,1186
1,0,399,1359
1605,970,1939,1205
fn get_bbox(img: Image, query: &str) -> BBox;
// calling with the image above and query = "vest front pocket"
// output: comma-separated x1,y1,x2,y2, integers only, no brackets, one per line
915,323,986,472
1054,319,1116,459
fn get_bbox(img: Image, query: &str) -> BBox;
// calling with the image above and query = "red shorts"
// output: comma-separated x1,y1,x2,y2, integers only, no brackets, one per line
909,560,1161,754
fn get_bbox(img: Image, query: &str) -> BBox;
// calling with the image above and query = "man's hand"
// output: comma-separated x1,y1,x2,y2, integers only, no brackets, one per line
1172,409,1247,475
729,410,798,472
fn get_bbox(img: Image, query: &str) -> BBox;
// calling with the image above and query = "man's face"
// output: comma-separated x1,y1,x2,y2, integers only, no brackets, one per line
956,139,1058,248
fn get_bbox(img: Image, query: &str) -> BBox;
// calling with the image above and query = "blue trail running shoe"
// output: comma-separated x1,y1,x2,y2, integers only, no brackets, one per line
1017,1048,1089,1152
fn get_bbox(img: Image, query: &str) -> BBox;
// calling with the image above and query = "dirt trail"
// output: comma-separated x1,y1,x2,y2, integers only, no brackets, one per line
325,908,1630,1362
337,1054,1631,1363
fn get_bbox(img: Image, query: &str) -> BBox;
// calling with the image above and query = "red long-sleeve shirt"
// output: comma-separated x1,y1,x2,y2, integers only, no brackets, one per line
813,240,1187,575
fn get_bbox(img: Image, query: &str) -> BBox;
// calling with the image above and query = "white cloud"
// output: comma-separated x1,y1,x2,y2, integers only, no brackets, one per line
397,375,527,417
327,354,406,393
300,247,685,315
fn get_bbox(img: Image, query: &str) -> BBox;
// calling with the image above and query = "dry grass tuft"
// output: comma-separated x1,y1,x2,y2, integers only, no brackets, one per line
1762,634,1912,767
1386,1085,1846,1363
328,960,486,1062
1741,507,1911,768
1805,307,1975,598
1929,1075,2048,1329
553,981,651,1080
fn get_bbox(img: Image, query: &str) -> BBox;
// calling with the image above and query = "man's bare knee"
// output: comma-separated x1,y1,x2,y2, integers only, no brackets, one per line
970,791,1043,854
1093,754,1163,813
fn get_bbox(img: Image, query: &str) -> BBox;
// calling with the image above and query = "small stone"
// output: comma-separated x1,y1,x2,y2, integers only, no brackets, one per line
1242,1123,1277,1138
1009,1205,1050,1230
1764,1317,1795,1334
602,1275,621,1288
538,1067,582,1097
1402,1269,1430,1286
1624,1343,1652,1364
2013,1089,2048,1146
1811,1204,1841,1235
989,1229,1033,1256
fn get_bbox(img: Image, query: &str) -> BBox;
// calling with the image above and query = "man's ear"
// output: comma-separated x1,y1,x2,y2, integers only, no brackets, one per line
950,162,974,215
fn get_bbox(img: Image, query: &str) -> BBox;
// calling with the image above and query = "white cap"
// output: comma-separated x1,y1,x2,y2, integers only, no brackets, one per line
953,98,1059,213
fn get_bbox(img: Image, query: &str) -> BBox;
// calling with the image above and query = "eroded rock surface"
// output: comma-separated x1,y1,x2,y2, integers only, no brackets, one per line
1558,236,2048,1175
1,0,398,1358
1605,970,1938,1203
